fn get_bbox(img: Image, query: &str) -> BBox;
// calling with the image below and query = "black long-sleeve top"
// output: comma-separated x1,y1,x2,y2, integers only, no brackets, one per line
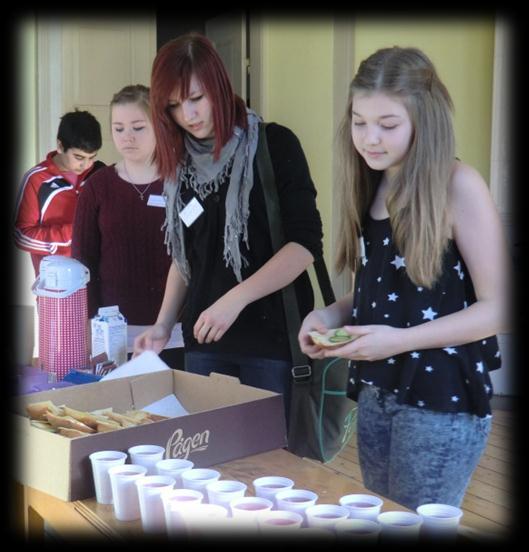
180,123,324,360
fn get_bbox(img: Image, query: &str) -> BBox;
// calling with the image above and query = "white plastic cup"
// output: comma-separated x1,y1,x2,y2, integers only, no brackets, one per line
230,496,274,531
128,444,165,475
161,488,204,536
416,503,463,540
275,489,318,526
181,503,229,536
334,518,381,542
89,450,128,504
377,511,423,541
339,493,384,521
108,464,147,521
252,476,294,500
181,468,221,492
135,475,176,533
258,509,303,532
206,479,247,508
305,504,350,531
156,458,194,486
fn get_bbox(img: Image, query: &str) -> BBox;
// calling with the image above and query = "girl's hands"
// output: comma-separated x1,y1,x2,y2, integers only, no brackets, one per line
133,323,171,356
298,309,335,359
193,291,246,344
322,324,407,361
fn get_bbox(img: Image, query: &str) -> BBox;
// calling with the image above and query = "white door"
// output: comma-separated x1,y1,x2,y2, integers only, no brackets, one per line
206,12,247,102
37,16,156,165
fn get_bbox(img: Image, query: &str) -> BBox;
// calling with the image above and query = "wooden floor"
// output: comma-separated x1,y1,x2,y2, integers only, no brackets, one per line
322,408,515,539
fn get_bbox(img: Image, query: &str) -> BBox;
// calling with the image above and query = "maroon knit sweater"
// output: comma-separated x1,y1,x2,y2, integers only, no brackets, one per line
71,165,171,325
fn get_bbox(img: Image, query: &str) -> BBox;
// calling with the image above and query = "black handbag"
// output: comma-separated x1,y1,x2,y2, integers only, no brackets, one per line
255,123,356,463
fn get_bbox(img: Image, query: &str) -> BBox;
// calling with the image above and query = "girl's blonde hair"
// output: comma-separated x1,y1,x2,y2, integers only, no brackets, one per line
110,84,151,119
336,47,455,288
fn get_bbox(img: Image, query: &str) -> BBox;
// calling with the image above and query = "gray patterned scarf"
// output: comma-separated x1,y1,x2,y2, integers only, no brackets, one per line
163,108,261,283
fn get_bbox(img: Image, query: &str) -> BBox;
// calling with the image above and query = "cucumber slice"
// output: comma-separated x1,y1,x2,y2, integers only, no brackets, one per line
334,328,351,337
328,335,351,343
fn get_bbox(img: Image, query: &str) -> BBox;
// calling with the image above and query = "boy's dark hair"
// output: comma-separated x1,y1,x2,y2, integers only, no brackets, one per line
57,110,102,153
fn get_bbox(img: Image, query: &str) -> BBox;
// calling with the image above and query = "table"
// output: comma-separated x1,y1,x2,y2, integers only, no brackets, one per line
17,448,481,541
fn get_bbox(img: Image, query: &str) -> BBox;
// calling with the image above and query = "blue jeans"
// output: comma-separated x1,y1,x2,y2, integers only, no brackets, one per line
185,352,292,423
357,384,491,510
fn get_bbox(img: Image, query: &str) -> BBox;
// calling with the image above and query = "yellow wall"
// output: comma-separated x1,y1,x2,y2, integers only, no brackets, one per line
259,17,495,293
261,17,336,264
351,18,495,183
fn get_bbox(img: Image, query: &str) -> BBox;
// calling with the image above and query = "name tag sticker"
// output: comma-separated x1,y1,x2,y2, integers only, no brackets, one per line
179,197,204,227
147,194,166,207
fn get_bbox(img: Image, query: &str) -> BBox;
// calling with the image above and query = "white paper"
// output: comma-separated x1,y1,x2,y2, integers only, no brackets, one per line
101,350,170,380
178,197,204,227
142,394,189,418
147,194,166,207
127,323,184,353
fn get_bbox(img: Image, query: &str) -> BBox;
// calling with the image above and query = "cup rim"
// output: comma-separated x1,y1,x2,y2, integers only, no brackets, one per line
259,509,304,523
305,503,350,516
252,475,294,487
89,450,128,461
181,468,221,481
206,480,247,493
134,474,176,488
108,464,148,476
416,503,463,519
128,444,165,454
156,458,194,468
377,510,423,526
275,488,318,502
230,496,274,509
339,493,383,508
334,518,381,531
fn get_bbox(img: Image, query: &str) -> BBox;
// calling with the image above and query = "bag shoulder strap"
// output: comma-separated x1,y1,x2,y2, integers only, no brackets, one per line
255,122,335,369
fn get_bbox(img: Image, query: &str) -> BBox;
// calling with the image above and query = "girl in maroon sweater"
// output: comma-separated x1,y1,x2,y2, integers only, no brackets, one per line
72,85,171,327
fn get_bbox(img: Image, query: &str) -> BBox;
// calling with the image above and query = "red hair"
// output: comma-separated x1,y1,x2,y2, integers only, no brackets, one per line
150,33,248,181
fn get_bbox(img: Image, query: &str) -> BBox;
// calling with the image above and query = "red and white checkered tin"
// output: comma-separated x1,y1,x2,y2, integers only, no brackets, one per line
32,256,90,381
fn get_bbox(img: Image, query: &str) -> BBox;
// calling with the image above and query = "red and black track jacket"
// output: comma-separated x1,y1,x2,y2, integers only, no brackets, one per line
13,151,105,275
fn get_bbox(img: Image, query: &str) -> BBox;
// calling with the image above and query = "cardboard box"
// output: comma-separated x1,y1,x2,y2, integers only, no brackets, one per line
13,363,287,501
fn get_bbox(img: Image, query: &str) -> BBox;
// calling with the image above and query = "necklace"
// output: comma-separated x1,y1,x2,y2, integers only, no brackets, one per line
121,162,156,201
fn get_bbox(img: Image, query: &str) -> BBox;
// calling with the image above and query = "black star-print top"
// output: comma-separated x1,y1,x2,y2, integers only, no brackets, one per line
348,214,501,418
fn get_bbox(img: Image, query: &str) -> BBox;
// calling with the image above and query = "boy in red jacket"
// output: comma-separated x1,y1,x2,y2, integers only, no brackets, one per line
14,110,105,275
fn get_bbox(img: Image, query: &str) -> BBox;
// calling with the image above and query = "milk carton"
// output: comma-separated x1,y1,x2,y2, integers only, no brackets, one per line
91,306,128,366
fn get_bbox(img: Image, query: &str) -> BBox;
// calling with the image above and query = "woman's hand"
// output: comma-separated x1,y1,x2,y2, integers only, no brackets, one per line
133,323,171,356
193,291,247,344
298,309,335,359
322,324,407,362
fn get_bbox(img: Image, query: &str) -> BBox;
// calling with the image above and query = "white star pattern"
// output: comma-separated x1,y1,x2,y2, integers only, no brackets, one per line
422,307,438,321
390,255,406,269
453,261,465,280
356,221,496,415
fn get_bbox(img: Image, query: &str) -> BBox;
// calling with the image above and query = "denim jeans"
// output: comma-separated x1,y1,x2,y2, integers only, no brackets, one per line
185,351,292,423
356,384,491,510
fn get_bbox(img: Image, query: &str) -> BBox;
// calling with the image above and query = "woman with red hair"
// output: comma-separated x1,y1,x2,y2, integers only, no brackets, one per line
134,33,323,420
